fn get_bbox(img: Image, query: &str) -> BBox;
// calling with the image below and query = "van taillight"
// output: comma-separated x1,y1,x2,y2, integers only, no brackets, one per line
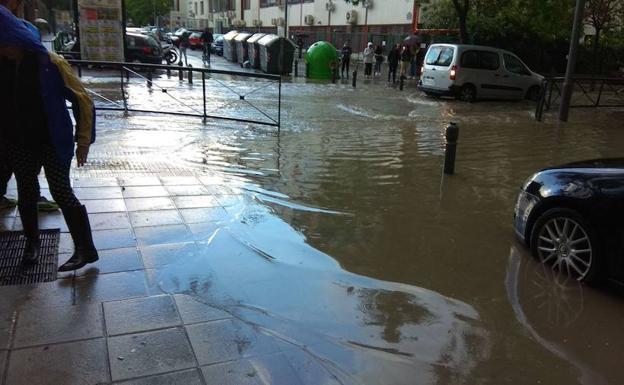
450,65,457,80
142,46,152,54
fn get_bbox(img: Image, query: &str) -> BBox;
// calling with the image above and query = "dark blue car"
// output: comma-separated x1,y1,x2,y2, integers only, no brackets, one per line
514,159,624,286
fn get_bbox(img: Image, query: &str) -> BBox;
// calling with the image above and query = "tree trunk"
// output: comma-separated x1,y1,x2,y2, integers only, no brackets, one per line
459,12,468,43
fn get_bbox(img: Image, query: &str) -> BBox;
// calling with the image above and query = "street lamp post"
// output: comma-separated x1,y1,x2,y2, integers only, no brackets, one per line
558,0,586,122
283,0,288,38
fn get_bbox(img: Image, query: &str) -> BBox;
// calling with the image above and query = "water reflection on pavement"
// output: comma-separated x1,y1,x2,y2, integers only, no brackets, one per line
81,75,624,384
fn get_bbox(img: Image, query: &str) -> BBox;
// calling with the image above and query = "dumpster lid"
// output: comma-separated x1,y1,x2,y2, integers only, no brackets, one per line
223,30,238,41
247,33,266,44
234,32,252,41
258,34,296,48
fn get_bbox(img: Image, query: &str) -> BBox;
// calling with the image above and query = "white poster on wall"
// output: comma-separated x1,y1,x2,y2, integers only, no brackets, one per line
78,0,124,61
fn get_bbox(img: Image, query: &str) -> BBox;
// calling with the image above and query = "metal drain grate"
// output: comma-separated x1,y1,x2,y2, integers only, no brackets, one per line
0,229,60,286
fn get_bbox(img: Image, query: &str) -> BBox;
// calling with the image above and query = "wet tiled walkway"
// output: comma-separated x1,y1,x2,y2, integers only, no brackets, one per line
0,176,324,385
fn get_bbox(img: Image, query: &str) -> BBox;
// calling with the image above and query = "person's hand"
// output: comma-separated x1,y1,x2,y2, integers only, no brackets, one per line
76,144,90,167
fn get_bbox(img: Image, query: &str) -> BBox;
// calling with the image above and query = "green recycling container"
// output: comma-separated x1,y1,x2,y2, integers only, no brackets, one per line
305,41,338,80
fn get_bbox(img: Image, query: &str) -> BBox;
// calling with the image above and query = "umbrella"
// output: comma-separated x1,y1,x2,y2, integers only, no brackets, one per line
404,34,422,47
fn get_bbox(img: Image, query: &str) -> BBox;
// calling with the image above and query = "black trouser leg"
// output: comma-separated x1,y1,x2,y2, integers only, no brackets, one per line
0,162,12,197
39,146,98,271
4,141,41,263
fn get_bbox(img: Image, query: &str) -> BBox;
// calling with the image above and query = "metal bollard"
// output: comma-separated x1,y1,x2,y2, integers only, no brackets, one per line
332,67,337,84
294,60,298,77
399,75,404,91
178,61,183,81
147,70,152,88
444,122,459,175
188,64,193,84
352,70,357,88
167,67,171,77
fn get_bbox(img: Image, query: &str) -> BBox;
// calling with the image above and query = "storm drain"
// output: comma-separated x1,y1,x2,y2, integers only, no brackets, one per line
0,230,60,286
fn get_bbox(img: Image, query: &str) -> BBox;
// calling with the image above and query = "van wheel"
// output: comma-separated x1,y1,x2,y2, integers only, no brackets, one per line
458,84,476,102
526,86,541,101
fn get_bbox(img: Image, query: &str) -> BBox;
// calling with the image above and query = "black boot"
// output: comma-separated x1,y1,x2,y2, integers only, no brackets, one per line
58,205,98,272
18,203,40,264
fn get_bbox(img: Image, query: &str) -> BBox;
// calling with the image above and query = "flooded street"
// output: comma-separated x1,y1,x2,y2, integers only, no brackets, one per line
80,72,624,385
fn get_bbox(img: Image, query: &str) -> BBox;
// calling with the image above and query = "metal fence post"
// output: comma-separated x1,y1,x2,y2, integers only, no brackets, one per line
352,70,357,88
178,61,183,81
278,76,282,135
120,67,128,114
188,64,193,84
147,69,152,88
202,71,207,123
294,60,298,77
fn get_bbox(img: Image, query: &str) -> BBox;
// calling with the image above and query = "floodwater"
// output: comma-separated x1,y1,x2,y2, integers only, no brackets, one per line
82,69,624,385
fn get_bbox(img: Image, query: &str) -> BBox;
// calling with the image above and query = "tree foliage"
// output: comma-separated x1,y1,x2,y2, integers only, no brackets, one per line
126,0,172,26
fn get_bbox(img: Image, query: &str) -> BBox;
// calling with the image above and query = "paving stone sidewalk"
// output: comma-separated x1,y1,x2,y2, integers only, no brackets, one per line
0,175,326,385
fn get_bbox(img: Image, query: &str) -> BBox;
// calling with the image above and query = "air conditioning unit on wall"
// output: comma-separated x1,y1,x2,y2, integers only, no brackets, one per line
226,10,235,18
363,0,373,9
252,19,262,27
325,1,335,12
346,10,357,24
304,15,315,26
273,17,285,26
232,19,246,27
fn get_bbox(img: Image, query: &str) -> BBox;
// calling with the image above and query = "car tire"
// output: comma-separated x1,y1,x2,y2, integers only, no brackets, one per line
458,84,476,102
526,86,541,101
530,208,601,283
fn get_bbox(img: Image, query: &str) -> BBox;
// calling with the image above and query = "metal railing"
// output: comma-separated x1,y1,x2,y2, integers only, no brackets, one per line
535,76,624,121
67,60,282,132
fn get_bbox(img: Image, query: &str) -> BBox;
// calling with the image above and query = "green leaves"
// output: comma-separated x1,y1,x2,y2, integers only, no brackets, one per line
126,0,172,26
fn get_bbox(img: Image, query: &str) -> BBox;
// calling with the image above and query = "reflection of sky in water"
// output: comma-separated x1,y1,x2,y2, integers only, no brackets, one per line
150,195,490,385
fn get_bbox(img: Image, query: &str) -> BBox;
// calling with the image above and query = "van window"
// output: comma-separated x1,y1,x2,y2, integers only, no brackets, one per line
479,51,500,70
504,54,530,75
460,50,499,70
425,46,454,67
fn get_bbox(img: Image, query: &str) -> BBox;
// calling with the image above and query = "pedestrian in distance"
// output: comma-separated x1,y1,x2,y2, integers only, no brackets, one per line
179,31,190,66
363,42,374,78
340,41,352,78
0,0,60,213
400,45,412,79
409,44,420,79
0,4,99,272
387,43,400,83
373,44,384,77
200,27,213,66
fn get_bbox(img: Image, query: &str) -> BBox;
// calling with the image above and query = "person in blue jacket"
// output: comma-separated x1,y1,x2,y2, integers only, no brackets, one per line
0,0,59,212
0,2,99,271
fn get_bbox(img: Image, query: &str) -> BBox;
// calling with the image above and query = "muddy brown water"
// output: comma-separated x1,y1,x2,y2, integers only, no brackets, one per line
86,76,624,385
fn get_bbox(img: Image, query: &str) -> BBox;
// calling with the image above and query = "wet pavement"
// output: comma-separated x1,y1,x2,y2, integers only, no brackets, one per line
1,55,624,385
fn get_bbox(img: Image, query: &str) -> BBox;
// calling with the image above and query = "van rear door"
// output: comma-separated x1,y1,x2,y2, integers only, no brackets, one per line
421,45,455,91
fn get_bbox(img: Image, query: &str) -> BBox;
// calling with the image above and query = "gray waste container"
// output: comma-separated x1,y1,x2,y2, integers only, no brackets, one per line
234,32,252,65
258,34,296,75
246,33,266,69
222,30,238,62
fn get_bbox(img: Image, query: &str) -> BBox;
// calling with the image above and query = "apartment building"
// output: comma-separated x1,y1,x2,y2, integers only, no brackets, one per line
180,0,421,36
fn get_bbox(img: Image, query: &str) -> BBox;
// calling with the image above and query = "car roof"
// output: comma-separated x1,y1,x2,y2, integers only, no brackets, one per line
428,43,518,55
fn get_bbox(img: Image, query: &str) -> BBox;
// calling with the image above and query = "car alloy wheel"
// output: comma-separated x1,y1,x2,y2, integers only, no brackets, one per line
532,209,597,282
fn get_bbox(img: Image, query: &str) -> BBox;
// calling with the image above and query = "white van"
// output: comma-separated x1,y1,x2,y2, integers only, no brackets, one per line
418,44,543,102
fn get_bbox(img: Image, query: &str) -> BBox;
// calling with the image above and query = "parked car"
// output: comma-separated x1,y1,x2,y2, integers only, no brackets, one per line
418,44,543,102
514,159,624,285
60,32,163,64
188,31,203,49
211,34,224,56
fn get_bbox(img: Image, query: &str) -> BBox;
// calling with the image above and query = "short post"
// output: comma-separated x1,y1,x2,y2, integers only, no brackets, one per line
332,66,337,84
126,68,129,82
77,64,82,77
444,122,459,175
399,75,404,91
188,64,193,84
294,60,298,77
147,69,152,88
178,61,183,81
352,70,357,88
167,67,171,77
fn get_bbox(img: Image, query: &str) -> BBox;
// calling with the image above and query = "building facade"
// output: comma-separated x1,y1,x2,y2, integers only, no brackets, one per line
180,0,420,37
